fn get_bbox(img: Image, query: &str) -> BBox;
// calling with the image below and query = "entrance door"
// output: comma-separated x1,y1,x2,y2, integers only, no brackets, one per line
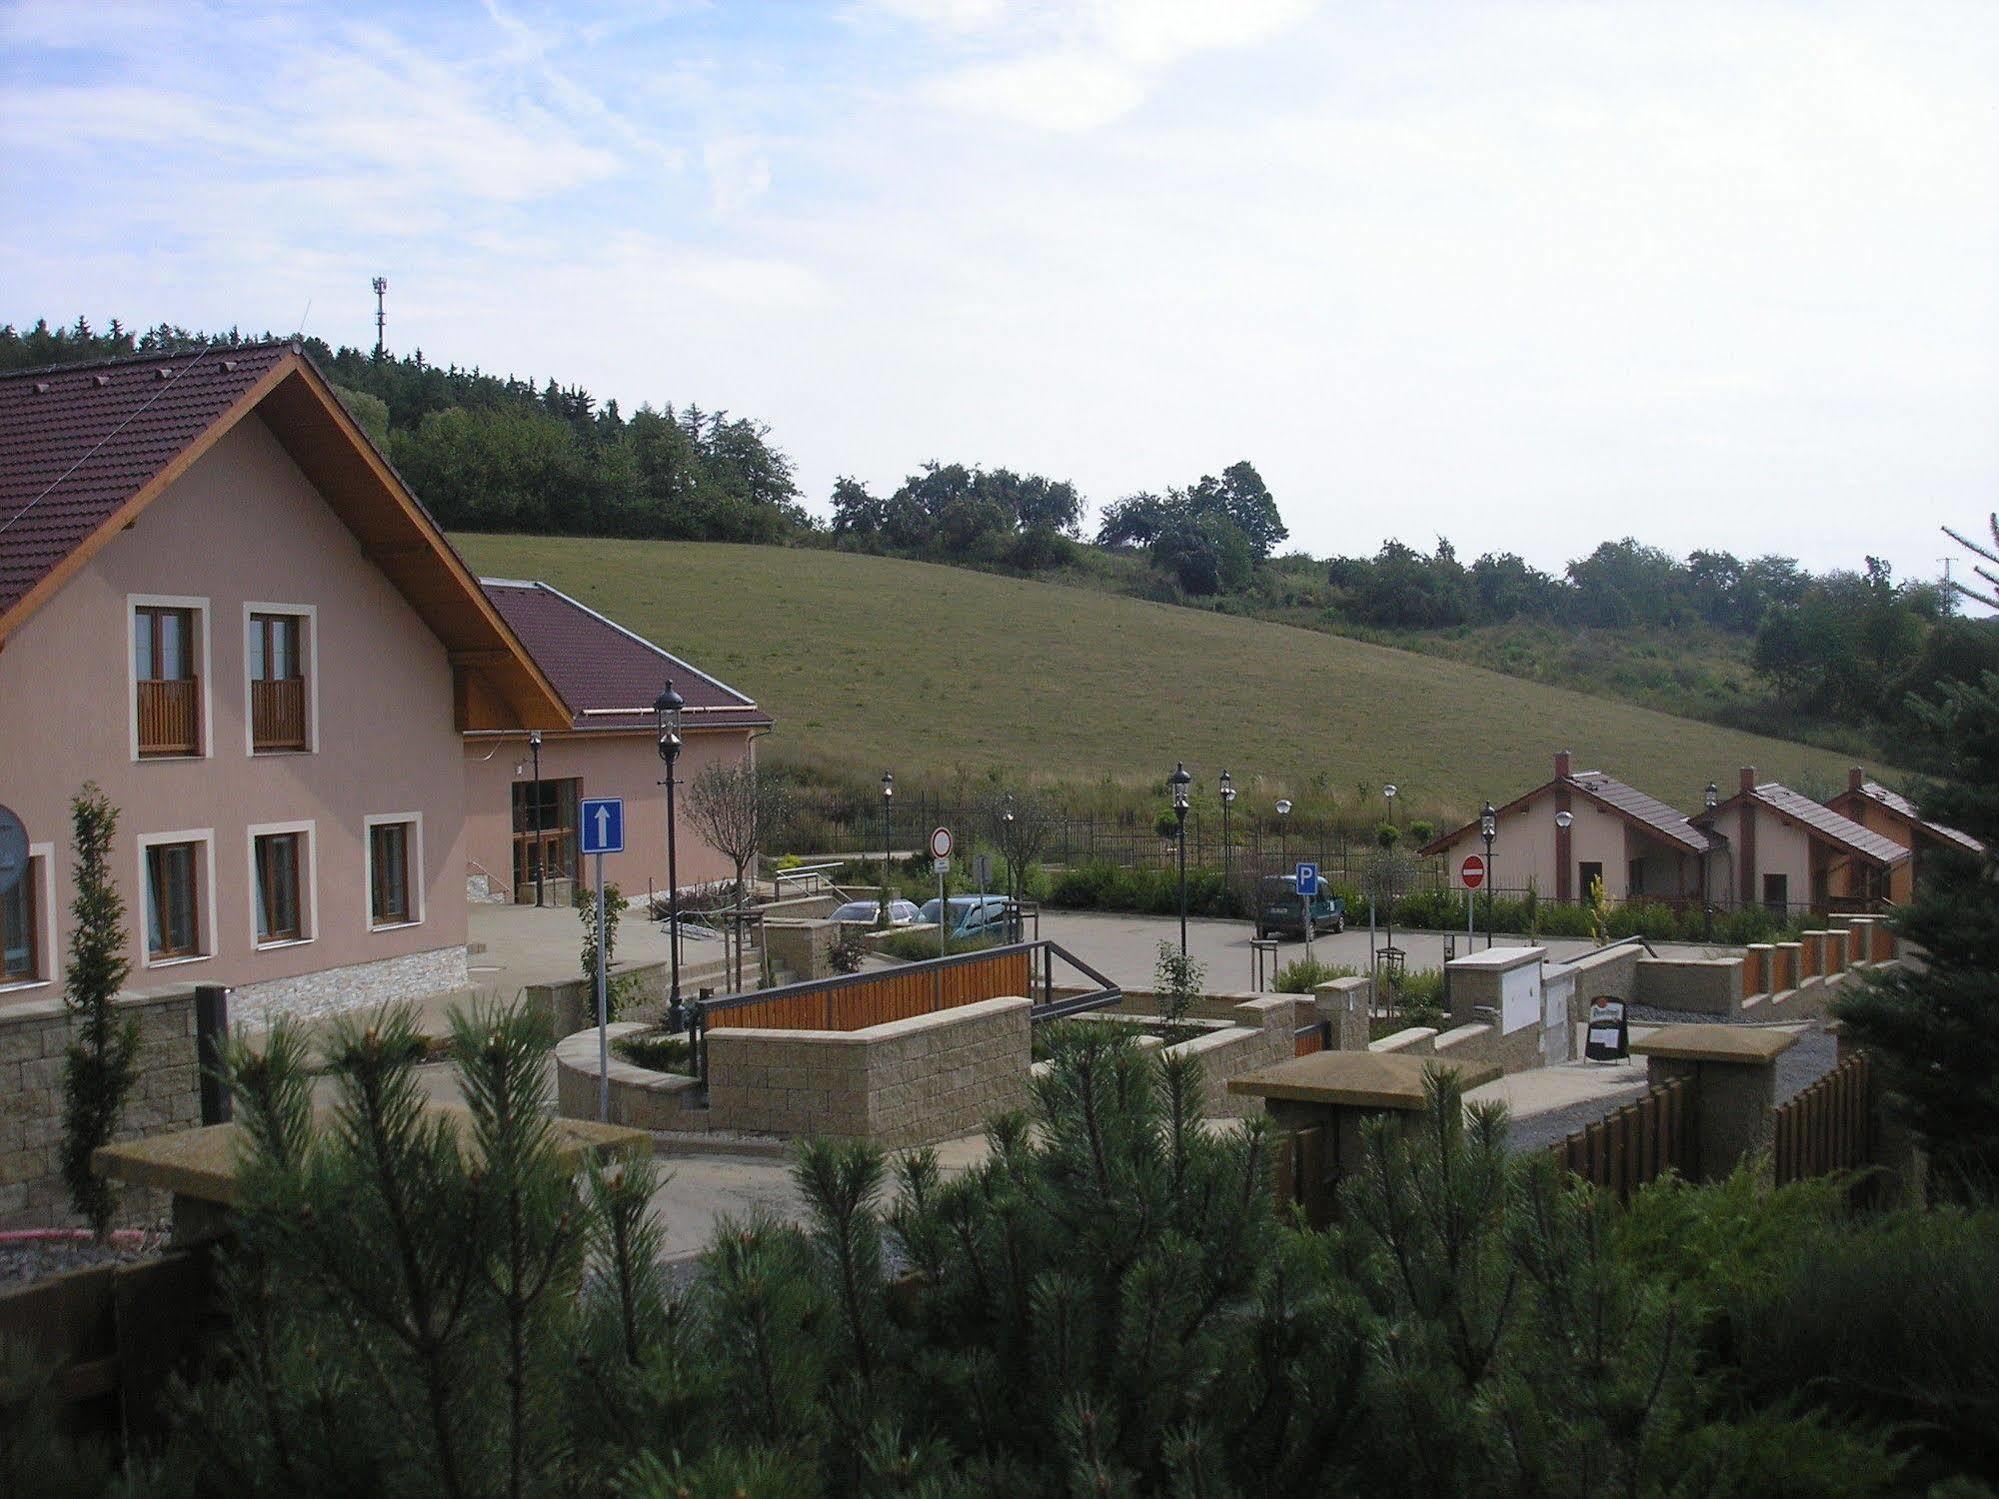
512,778,580,900
1578,861,1604,901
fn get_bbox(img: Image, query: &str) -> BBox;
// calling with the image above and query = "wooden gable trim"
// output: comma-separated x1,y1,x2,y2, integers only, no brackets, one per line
0,355,298,649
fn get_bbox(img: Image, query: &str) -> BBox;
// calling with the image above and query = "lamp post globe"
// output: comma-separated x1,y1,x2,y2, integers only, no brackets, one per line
528,728,545,908
1478,800,1498,949
1383,783,1398,827
653,681,685,1029
1169,762,1192,955
1702,781,1720,938
879,771,895,927
1218,769,1235,884
1276,797,1292,866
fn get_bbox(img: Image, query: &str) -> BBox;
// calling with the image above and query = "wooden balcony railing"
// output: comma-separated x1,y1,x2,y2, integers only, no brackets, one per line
136,678,200,757
251,676,308,751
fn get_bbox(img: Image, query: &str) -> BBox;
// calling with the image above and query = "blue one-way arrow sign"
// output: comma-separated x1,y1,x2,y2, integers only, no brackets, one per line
580,797,625,856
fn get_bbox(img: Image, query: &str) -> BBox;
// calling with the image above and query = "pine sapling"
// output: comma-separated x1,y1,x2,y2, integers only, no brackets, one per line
59,782,137,1238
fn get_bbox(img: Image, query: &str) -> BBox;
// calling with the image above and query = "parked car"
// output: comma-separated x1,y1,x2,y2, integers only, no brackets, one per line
1255,875,1345,940
917,895,1014,940
829,899,923,926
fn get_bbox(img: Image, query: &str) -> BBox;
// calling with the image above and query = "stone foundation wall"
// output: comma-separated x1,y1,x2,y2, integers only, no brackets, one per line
1434,1018,1544,1073
1566,945,1641,1016
705,996,1030,1147
1634,957,1743,1017
1,988,200,1228
230,944,470,1031
764,920,838,982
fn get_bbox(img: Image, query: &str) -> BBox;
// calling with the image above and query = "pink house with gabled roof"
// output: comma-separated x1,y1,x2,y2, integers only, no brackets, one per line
0,342,569,1027
462,579,772,908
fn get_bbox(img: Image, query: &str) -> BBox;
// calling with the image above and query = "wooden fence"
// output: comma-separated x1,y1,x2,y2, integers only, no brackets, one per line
1551,1077,1696,1200
705,947,1034,1032
0,1245,213,1444
1773,1051,1872,1187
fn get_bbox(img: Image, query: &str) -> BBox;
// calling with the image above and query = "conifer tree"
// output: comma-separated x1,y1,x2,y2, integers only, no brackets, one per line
59,782,137,1237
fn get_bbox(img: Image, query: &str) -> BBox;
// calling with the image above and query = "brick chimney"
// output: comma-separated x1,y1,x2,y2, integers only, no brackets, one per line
1739,766,1757,793
1555,749,1573,780
1849,766,1866,793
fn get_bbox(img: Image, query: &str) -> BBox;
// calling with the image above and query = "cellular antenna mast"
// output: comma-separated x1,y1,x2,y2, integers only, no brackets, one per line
372,276,388,358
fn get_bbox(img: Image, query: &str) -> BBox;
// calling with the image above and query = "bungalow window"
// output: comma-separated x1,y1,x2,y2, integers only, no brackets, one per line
254,832,305,944
134,605,201,756
369,820,417,927
1578,861,1604,900
2,857,41,983
249,613,309,752
146,842,202,959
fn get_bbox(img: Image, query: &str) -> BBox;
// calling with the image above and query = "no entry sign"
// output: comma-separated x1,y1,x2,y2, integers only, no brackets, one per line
928,826,954,860
1460,854,1487,889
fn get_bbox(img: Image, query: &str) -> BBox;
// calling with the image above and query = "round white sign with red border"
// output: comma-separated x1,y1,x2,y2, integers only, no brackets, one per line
929,826,954,860
1460,853,1487,889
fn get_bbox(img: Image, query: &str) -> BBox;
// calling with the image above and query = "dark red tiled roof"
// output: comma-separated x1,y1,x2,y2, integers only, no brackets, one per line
479,579,769,733
1850,780,1984,856
0,343,294,614
1422,768,1712,856
1746,782,1909,866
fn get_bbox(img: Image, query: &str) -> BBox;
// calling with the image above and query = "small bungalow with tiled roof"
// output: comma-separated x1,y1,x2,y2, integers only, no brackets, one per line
1824,766,1983,901
0,341,568,1026
1695,768,1910,915
464,579,772,906
1420,751,1716,906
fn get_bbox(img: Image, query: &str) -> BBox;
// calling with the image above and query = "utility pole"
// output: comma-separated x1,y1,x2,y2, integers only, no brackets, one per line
1939,556,1956,614
372,277,388,359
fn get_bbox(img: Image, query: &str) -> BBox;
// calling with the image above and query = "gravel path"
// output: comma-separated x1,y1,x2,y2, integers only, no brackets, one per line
0,1229,171,1291
1502,1016,1840,1155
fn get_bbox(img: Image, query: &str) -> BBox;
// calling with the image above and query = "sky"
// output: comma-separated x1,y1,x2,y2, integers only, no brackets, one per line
3,0,1996,582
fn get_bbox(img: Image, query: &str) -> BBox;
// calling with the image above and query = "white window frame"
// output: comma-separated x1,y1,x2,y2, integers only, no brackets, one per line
246,819,317,951
135,827,217,969
364,812,426,931
241,602,320,757
0,841,57,995
127,593,213,763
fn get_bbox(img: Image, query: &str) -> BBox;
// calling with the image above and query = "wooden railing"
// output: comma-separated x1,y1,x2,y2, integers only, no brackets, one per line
136,678,199,756
250,676,307,750
1551,1077,1696,1200
708,947,1035,1032
1774,1052,1872,1187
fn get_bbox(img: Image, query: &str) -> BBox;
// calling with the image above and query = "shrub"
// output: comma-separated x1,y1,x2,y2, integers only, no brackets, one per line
1274,957,1360,993
1153,941,1205,1022
59,783,136,1238
1391,967,1447,1029
611,1030,696,1075
877,930,994,961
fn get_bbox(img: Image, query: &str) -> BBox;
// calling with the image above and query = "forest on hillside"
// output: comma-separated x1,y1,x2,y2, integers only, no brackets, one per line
7,315,1993,765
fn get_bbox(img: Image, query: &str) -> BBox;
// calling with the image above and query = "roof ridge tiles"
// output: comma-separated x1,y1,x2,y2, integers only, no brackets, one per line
0,337,299,383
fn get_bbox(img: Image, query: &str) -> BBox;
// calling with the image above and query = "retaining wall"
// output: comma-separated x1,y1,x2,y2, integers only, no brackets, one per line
1634,957,1743,1017
704,996,1030,1147
1,988,201,1228
554,1022,708,1132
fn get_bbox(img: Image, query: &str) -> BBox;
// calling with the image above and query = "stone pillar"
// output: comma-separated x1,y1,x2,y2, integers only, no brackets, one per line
1631,1024,1797,1183
1772,942,1801,993
1873,923,1896,962
1316,976,1372,1051
1823,929,1848,973
1742,944,1770,997
1801,932,1825,980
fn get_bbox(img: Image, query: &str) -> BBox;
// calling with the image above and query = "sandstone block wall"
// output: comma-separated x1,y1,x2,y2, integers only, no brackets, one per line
764,920,838,982
705,996,1030,1148
1,988,200,1228
1173,998,1301,1118
1566,944,1641,1016
554,1022,708,1132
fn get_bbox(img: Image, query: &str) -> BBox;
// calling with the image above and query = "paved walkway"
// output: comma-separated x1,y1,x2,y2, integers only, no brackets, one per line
467,902,741,998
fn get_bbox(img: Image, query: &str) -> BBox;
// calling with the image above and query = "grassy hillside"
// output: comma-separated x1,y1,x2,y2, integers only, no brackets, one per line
453,535,1874,821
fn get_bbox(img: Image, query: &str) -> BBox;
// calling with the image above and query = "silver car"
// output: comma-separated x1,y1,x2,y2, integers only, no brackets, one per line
829,899,922,926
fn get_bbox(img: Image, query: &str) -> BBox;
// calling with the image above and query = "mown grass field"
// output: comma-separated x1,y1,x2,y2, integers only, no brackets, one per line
453,535,1874,821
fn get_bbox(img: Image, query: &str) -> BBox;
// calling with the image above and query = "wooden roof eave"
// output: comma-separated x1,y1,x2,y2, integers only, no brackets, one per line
253,367,571,732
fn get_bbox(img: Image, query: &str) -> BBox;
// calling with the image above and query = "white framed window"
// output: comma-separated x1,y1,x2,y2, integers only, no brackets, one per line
1,841,56,993
364,812,425,930
247,820,317,949
128,594,212,761
242,602,319,756
136,828,216,968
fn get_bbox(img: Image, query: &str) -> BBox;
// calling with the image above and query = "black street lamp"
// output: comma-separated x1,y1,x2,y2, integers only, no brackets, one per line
529,729,545,908
654,681,684,1030
1001,791,1018,938
1479,800,1497,950
1170,762,1192,956
1701,780,1719,940
1276,797,1292,867
1218,770,1235,887
880,771,894,928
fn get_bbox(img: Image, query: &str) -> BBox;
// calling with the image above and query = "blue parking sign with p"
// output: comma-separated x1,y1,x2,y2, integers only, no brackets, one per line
1295,862,1319,896
580,797,625,856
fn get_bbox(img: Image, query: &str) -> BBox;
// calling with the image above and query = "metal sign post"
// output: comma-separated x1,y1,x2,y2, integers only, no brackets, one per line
578,798,626,1124
1459,854,1486,953
929,827,954,957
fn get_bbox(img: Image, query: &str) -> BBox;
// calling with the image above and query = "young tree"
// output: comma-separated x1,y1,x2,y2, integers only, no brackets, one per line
59,783,137,1238
984,788,1052,911
685,758,790,917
